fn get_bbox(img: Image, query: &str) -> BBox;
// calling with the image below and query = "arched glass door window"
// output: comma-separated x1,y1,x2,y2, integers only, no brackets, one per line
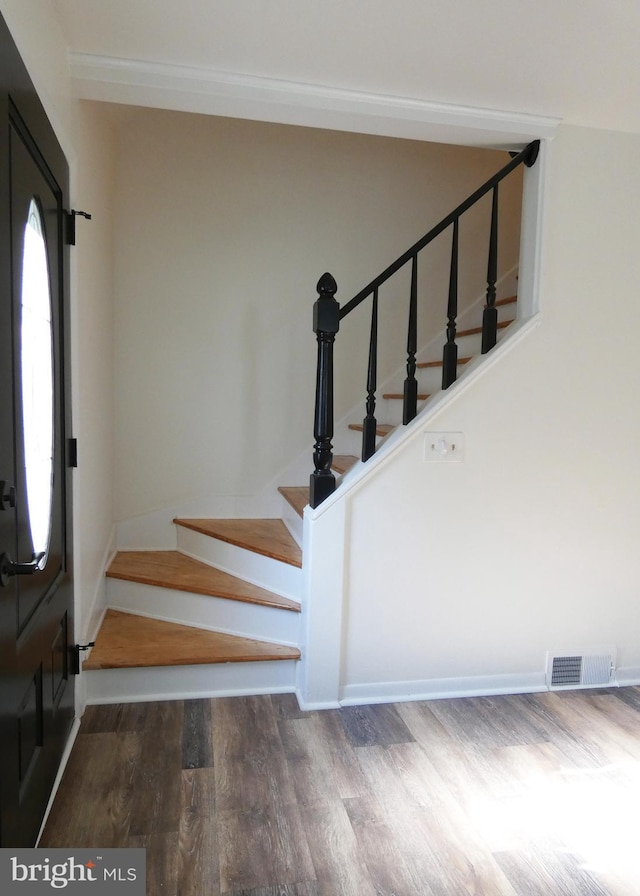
20,198,54,560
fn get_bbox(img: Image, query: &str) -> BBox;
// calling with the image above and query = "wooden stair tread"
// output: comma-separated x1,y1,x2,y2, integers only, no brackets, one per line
332,454,358,474
83,609,300,670
417,356,472,369
174,518,302,568
348,422,395,436
107,550,300,612
383,392,429,400
496,294,517,306
278,486,308,518
457,319,513,338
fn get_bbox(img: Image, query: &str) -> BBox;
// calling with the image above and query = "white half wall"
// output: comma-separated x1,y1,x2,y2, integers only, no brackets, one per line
302,124,640,705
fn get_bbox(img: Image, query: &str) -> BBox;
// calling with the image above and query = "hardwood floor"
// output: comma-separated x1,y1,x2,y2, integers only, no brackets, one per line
40,687,640,895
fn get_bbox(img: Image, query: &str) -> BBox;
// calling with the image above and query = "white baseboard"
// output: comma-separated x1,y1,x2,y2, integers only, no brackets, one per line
295,689,341,711
612,667,640,688
339,671,548,706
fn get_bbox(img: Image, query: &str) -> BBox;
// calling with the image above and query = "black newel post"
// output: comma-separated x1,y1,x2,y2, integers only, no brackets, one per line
481,184,499,354
310,273,340,509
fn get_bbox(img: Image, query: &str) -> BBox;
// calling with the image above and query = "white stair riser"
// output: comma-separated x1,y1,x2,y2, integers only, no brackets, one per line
176,525,302,600
84,659,298,704
281,499,304,548
106,579,301,646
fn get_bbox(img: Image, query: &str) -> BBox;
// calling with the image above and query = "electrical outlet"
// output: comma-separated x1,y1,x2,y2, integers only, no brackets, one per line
423,432,465,462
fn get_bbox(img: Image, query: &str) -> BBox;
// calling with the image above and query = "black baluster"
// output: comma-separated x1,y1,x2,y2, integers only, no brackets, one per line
442,218,459,389
481,184,499,354
310,273,340,509
362,289,379,461
403,255,418,425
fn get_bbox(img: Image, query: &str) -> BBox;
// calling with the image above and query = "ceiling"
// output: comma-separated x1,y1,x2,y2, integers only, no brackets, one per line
52,0,640,141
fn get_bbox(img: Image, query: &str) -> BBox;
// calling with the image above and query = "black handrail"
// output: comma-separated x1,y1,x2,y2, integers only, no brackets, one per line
339,141,538,320
310,140,540,508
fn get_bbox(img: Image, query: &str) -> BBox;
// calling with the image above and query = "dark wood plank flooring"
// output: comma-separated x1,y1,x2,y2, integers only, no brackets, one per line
41,687,640,895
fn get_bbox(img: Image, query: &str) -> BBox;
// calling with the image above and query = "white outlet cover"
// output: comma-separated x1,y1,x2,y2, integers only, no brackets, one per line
423,431,465,462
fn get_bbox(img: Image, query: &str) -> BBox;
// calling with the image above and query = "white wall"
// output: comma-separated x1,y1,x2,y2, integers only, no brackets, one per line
69,102,117,643
0,2,116,649
112,108,523,531
304,125,640,706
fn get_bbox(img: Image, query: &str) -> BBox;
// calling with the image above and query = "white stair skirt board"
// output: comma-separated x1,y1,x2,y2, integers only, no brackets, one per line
83,659,299,705
106,579,301,646
176,524,302,599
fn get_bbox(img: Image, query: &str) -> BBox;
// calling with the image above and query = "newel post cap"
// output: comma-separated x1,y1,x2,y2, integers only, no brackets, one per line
313,272,340,334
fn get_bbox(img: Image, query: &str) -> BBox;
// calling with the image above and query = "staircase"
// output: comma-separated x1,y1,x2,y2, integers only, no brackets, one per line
83,143,539,704
83,299,516,705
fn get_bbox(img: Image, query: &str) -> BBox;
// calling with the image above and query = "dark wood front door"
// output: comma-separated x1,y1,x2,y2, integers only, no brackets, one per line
0,14,75,847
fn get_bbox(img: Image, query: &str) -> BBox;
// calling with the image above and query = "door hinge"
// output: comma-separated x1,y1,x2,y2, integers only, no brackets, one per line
0,480,16,510
71,642,95,676
65,209,92,246
67,438,78,468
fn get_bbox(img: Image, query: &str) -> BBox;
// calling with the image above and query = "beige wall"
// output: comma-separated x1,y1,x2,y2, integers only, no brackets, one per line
112,108,523,523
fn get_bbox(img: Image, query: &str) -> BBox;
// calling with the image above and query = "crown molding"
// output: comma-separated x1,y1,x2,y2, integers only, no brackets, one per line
69,52,560,146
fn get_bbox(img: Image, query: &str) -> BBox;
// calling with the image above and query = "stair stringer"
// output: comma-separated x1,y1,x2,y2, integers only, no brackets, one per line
296,313,541,710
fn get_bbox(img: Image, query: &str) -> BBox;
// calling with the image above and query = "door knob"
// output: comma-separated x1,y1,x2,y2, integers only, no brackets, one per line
0,551,45,587
0,480,16,510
